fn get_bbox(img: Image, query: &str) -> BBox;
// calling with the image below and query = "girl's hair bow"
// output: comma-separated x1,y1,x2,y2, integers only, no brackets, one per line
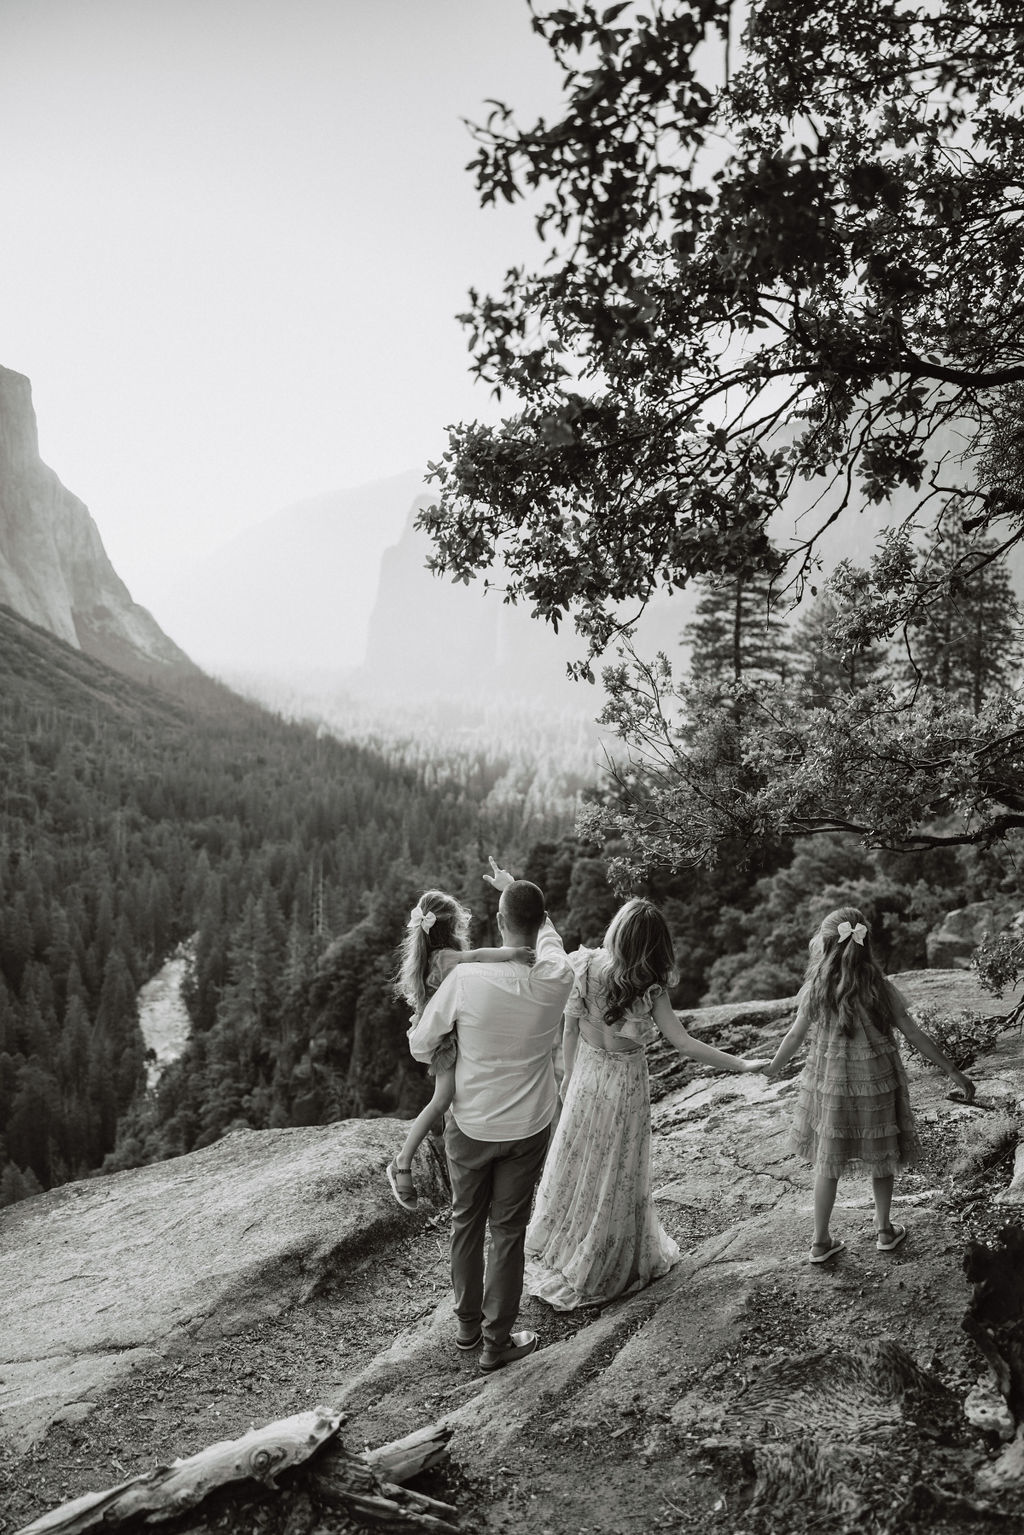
408,907,437,934
837,920,867,946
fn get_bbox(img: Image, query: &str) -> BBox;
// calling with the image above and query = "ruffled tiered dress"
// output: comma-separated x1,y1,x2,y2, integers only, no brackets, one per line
791,999,921,1178
524,947,680,1310
407,951,459,1075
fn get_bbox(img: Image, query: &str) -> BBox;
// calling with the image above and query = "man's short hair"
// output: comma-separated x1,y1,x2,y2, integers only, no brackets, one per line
501,879,545,935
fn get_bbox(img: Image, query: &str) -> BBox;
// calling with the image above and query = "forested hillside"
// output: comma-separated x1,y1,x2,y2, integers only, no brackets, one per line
0,604,582,1202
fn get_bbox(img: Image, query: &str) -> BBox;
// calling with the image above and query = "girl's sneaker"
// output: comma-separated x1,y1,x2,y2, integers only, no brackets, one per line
386,1159,418,1211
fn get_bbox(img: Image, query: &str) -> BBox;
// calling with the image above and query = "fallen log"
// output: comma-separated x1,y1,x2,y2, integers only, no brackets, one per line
15,1408,456,1535
362,1422,454,1484
312,1424,458,1531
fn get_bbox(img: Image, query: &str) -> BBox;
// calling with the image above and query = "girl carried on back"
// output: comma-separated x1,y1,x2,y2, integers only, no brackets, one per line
386,881,534,1211
766,906,975,1264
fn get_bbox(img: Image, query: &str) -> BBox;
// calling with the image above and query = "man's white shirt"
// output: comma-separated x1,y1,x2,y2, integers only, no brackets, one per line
407,917,573,1141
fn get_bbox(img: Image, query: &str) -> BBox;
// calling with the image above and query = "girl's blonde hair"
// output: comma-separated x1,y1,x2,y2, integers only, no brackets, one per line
395,889,471,1015
602,898,678,1027
803,906,897,1038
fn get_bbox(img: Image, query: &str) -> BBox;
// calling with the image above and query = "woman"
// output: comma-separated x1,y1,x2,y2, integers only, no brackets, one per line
525,898,765,1310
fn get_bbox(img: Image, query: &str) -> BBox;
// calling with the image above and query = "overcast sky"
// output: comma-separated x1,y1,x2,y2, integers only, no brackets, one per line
0,0,559,604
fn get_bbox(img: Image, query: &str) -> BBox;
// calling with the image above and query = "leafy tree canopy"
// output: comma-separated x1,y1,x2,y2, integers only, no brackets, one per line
422,0,1024,867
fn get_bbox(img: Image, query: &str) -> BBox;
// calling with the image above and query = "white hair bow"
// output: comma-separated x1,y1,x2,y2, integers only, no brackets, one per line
408,908,437,933
837,920,867,946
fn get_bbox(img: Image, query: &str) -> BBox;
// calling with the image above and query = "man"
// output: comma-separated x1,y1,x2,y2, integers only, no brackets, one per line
407,857,572,1373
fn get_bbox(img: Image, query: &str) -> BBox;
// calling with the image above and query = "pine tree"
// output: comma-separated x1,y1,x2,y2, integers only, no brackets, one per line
685,573,794,690
905,529,1023,713
0,1160,42,1207
793,594,889,705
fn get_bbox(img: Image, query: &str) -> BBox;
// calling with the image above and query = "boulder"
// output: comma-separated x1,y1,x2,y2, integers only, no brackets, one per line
925,902,1020,970
0,1120,443,1454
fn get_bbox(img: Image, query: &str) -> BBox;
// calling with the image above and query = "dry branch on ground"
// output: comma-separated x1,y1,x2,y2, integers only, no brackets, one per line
15,1411,455,1535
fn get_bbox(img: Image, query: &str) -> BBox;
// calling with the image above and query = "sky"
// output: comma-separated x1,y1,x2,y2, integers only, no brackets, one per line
0,0,560,607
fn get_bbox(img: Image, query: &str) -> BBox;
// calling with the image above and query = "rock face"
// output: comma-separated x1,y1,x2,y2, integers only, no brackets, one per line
0,365,194,680
926,902,1022,969
0,1119,446,1455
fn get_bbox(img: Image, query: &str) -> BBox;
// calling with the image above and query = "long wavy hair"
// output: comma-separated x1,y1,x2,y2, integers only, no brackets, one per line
601,898,678,1027
394,889,471,1016
803,906,896,1038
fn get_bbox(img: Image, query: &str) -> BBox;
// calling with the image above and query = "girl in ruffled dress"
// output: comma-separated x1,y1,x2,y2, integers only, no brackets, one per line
524,898,765,1310
766,906,974,1263
386,887,534,1211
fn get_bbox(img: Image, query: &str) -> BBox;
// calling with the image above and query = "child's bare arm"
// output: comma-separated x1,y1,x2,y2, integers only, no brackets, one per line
456,946,535,965
653,993,766,1072
765,999,811,1079
888,985,976,1100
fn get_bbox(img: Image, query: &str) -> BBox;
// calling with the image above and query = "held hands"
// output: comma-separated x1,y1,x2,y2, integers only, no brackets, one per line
742,1058,771,1074
483,855,515,892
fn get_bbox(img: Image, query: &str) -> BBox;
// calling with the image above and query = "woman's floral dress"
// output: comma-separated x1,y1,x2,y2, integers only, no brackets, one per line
524,947,680,1310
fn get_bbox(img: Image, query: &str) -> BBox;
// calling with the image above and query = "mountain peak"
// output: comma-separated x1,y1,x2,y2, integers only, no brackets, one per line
0,364,195,680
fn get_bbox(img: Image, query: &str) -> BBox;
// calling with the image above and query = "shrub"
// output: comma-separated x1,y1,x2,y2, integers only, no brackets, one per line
904,1006,1002,1072
949,1111,1021,1184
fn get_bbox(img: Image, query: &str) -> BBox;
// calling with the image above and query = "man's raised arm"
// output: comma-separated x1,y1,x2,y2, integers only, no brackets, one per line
532,914,570,977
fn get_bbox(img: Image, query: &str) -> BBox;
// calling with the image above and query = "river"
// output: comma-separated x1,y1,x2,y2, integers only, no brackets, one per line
138,942,193,1087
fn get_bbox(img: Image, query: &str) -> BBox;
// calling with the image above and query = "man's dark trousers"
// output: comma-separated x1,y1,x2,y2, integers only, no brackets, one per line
445,1118,550,1350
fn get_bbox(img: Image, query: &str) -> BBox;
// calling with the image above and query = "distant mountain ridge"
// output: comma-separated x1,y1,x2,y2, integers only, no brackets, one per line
143,471,425,678
0,365,195,682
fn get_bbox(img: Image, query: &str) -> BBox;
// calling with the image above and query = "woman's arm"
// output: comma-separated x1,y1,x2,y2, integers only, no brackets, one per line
888,984,976,1100
652,992,766,1073
561,1011,580,1092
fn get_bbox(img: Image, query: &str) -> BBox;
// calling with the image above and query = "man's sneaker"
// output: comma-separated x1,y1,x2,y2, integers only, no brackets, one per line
479,1330,538,1373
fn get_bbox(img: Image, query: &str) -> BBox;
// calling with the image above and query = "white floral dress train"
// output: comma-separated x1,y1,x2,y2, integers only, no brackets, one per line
524,947,680,1310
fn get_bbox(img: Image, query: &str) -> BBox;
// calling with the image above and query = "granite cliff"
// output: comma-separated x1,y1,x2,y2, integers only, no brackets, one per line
0,366,194,682
3,971,1022,1535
